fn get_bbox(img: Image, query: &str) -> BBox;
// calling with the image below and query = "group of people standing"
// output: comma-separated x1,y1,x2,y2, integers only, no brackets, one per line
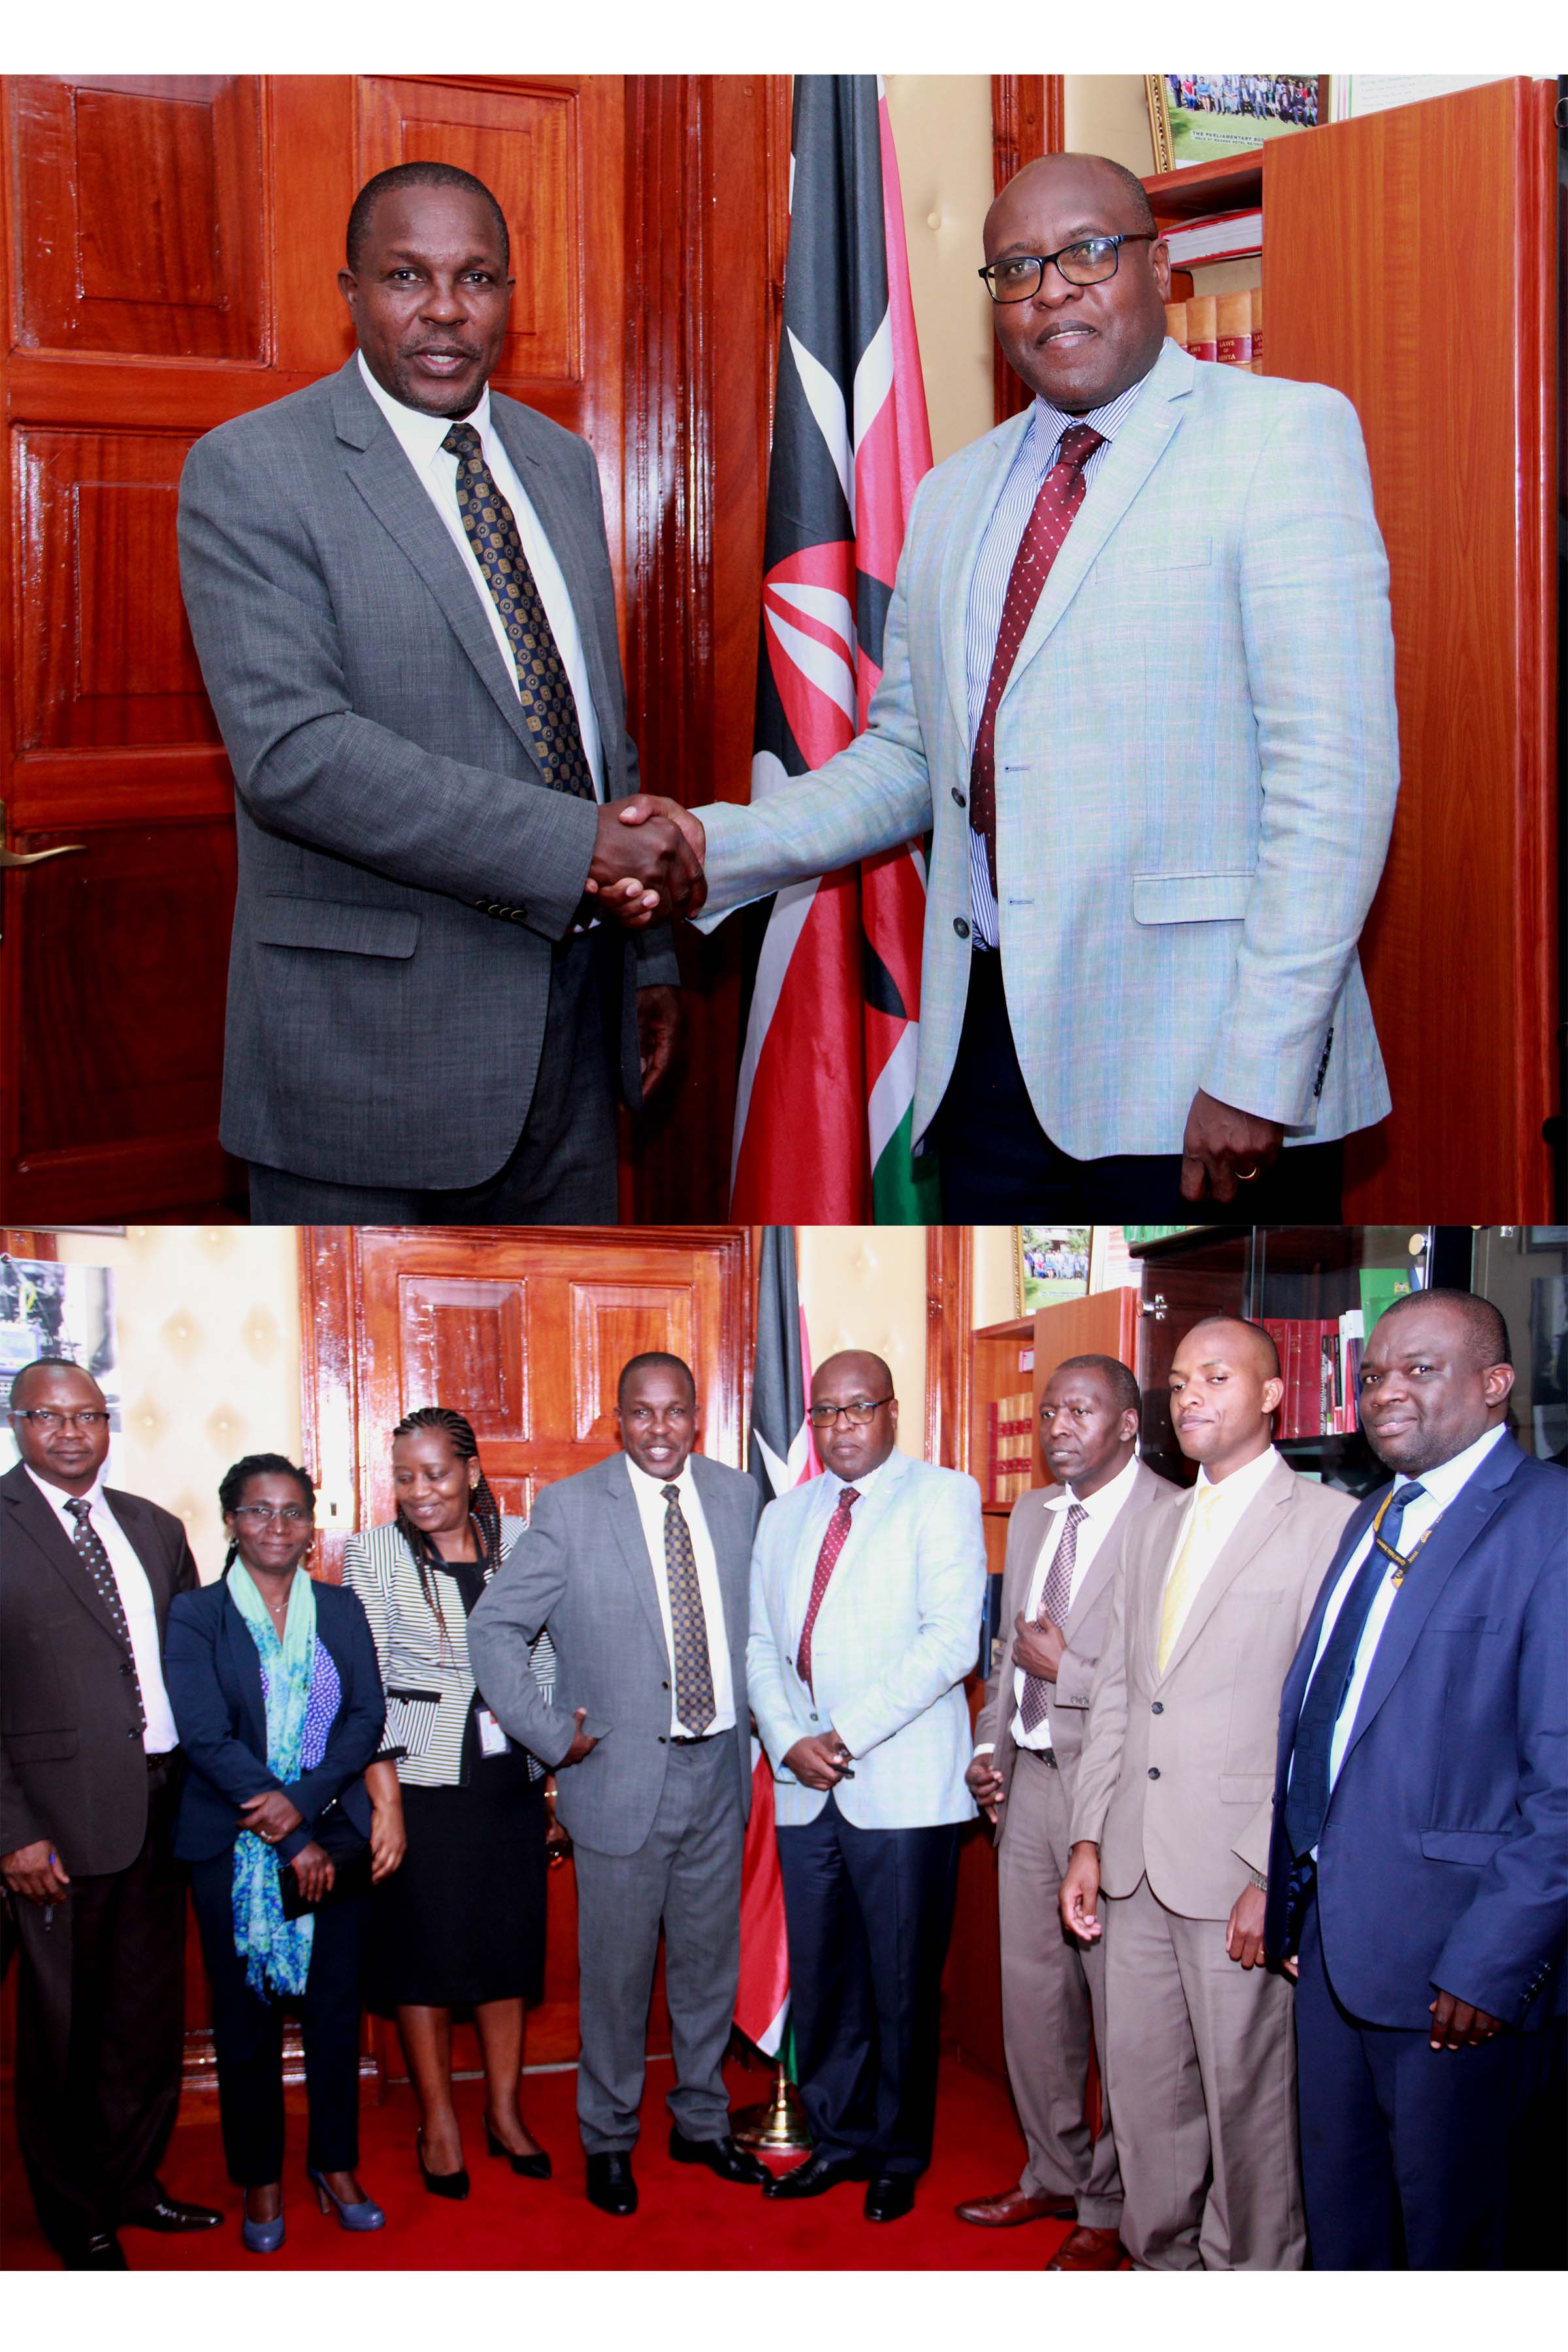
2,1289,1563,2272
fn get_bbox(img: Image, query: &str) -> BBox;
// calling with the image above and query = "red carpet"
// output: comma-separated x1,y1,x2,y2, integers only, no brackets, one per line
1,2053,1077,2271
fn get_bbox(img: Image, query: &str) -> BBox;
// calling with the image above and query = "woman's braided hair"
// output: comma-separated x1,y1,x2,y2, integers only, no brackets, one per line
392,1406,502,1646
218,1453,316,1575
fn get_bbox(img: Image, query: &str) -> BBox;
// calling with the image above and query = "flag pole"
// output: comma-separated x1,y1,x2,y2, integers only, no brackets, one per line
730,2056,812,2153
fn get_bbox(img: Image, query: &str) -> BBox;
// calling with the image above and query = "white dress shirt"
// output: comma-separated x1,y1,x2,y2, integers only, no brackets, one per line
357,351,604,794
1305,1421,1509,1805
25,1465,180,1753
1011,1452,1143,1752
1158,1443,1282,1654
623,1454,736,1739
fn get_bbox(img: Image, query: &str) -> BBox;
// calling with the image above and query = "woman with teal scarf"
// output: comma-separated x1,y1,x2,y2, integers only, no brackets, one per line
165,1456,392,2253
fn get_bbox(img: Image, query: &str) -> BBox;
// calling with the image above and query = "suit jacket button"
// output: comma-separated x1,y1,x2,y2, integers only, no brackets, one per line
1147,1766,1160,1780
809,1712,819,1722
1151,1701,1164,1714
120,1662,132,1676
953,917,970,939
662,1680,670,1691
658,1735,667,1744
127,1727,140,1740
952,787,967,808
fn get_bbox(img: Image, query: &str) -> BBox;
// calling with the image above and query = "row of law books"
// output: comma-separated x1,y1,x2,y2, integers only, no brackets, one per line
1165,287,1262,372
1263,1313,1365,1439
985,1390,1036,1505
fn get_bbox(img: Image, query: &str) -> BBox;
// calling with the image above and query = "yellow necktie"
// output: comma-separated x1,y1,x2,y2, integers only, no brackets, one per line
1156,1484,1223,1673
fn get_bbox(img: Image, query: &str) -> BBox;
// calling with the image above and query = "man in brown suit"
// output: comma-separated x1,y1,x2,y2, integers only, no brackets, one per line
956,1355,1173,2268
1060,1318,1356,2270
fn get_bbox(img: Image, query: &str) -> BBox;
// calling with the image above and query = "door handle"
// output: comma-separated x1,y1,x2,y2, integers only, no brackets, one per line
0,843,85,868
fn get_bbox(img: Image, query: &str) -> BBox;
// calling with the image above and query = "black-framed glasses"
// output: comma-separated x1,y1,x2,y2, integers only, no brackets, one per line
11,1407,111,1430
808,1397,894,1428
231,1502,314,1526
979,233,1158,302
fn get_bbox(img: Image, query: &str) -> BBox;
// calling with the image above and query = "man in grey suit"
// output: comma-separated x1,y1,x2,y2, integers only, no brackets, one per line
958,1354,1174,2267
177,161,702,1221
466,1352,768,2216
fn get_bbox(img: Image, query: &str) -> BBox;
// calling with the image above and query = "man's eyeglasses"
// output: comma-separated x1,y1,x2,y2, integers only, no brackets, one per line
978,233,1158,303
231,1503,314,1526
11,1407,112,1431
808,1397,894,1429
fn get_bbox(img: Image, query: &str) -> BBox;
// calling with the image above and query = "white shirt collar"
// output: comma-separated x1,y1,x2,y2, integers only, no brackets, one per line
1194,1442,1281,1509
357,348,492,459
24,1462,108,1520
623,1450,695,1500
1052,1450,1141,1522
1393,1420,1509,1508
1030,363,1150,466
814,1447,893,1504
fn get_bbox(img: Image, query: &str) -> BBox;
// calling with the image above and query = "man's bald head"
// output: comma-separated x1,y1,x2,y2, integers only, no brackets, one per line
814,1348,893,1396
1168,1317,1283,1478
1181,1317,1281,1382
1373,1288,1510,1371
985,151,1157,246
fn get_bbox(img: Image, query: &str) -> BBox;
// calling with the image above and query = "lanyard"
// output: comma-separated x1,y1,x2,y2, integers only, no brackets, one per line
1370,1485,1443,1587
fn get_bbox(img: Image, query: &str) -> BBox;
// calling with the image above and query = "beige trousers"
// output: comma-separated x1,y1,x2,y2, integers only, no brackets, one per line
998,1746,1122,2227
1101,1871,1305,2269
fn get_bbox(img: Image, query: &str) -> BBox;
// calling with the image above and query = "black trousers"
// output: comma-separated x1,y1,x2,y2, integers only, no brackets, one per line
930,949,1344,1220
246,930,619,1223
775,1796,962,2177
1294,1895,1556,2269
189,1855,367,2185
11,1756,186,2253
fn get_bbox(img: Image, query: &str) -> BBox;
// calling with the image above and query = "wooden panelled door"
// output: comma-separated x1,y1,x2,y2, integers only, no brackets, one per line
0,76,624,1220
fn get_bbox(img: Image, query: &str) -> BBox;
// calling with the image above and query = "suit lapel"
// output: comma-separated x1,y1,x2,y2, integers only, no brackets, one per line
4,1469,123,1644
218,1586,269,1757
104,1488,172,1625
603,1455,671,1658
1158,1456,1296,1682
491,401,622,794
330,361,540,765
689,1456,746,1636
811,1449,911,1641
1000,341,1194,703
1060,1463,1153,1640
1336,1439,1523,1771
938,419,1027,753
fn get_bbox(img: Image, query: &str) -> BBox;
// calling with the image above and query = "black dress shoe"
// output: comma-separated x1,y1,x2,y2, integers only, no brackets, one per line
668,2127,770,2185
64,2232,128,2270
122,2190,225,2233
416,2129,470,2200
864,2173,916,2223
585,2151,638,2216
762,2149,866,2201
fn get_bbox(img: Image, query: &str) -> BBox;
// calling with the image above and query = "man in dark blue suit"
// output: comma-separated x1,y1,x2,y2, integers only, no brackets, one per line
1264,1289,1567,2269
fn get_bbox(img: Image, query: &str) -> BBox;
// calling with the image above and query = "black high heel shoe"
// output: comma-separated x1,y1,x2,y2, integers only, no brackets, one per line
483,2117,552,2180
416,2127,470,2200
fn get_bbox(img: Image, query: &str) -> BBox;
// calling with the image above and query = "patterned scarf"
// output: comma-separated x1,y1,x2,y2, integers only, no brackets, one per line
228,1562,318,1998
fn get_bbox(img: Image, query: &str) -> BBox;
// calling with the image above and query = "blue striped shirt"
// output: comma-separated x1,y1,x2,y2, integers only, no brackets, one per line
964,378,1148,947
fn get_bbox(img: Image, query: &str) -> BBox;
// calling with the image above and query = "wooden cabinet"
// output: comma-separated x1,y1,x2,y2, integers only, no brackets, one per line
1148,79,1558,1220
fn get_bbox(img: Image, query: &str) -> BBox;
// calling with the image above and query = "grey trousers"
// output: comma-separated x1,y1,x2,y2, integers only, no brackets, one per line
246,931,618,1222
998,1746,1122,2226
1102,1871,1305,2270
571,1735,743,2154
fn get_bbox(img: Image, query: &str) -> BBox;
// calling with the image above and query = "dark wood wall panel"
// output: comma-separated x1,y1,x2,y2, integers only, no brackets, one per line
16,427,218,748
10,75,265,361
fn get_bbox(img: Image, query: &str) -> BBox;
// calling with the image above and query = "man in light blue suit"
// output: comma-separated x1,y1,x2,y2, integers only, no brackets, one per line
631,150,1399,1217
748,1350,985,2223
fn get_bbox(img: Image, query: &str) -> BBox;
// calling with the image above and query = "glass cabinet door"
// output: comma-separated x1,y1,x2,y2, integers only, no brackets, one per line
1470,1227,1568,1464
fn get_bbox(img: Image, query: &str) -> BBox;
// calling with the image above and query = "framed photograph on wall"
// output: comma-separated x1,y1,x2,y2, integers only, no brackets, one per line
1014,1226,1091,1315
1145,76,1326,173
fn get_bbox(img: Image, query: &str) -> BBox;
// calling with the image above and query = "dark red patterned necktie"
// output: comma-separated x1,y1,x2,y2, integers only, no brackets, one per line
795,1486,860,1691
970,422,1104,893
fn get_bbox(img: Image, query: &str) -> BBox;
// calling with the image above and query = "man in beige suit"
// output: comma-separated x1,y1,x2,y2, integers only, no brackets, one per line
1060,1318,1356,2270
956,1356,1173,2268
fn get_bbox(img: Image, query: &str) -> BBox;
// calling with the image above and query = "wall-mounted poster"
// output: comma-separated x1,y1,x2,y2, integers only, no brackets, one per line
0,1254,124,1484
1146,75,1325,173
1015,1226,1091,1315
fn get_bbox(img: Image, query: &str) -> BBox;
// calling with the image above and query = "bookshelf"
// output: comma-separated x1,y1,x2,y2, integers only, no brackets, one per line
1141,78,1558,1218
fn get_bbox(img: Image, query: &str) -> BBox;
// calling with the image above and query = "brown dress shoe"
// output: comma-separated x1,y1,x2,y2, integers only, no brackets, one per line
1046,2223,1127,2270
955,2186,1077,2227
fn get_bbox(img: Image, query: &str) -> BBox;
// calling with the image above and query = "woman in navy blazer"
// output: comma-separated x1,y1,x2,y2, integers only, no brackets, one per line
165,1454,389,2254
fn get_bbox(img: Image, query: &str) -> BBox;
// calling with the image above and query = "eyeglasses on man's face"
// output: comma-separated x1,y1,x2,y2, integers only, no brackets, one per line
11,1407,112,1430
979,232,1158,303
807,1397,894,1429
231,1502,314,1526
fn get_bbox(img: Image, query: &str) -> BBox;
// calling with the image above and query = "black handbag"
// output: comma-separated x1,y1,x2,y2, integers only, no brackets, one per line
276,1800,372,1919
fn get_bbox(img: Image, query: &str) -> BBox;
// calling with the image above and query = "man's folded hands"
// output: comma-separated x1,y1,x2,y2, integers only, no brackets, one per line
581,796,708,926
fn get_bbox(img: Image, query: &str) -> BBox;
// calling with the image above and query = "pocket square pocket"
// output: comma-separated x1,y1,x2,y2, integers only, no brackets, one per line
1132,871,1255,926
254,896,421,958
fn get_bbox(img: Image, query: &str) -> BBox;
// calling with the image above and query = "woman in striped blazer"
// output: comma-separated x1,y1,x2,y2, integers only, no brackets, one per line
346,1406,555,2197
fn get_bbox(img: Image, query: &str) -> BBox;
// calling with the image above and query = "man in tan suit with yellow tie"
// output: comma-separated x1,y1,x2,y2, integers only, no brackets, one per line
1059,1318,1356,2269
956,1356,1173,2267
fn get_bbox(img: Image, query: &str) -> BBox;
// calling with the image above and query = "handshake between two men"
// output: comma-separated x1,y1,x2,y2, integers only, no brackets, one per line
585,797,708,926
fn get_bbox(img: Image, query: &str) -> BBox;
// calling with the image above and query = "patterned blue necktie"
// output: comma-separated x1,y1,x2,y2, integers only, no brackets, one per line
1283,1480,1426,1859
440,421,596,800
